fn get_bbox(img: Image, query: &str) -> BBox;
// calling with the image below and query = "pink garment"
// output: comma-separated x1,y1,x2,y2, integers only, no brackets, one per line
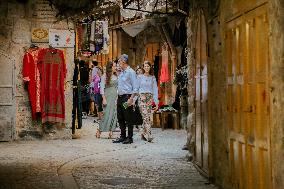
160,47,170,83
92,75,101,94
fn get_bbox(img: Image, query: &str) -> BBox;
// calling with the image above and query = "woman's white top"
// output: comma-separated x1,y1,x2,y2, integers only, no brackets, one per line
136,74,159,104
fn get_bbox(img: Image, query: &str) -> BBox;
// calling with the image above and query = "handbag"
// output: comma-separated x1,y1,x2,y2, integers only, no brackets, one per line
125,100,143,125
132,104,143,125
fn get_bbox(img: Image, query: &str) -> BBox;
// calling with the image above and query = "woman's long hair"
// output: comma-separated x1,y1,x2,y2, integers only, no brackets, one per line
105,61,114,86
143,61,154,75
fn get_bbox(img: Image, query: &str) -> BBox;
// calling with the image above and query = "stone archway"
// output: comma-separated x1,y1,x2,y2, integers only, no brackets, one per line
0,50,15,141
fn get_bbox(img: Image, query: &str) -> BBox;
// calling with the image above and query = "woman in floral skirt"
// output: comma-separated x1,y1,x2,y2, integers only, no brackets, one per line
137,61,159,142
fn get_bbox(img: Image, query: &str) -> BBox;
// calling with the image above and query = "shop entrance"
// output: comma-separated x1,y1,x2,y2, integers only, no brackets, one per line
225,4,271,189
193,10,209,175
0,50,15,141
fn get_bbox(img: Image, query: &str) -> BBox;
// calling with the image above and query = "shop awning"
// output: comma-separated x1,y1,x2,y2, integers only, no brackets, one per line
121,19,151,37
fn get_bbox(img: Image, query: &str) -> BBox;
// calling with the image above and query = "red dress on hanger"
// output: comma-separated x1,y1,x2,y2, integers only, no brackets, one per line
37,48,67,123
160,46,170,83
22,48,42,119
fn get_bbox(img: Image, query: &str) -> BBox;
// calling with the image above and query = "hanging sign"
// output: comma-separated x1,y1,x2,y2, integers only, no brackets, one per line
31,28,49,43
49,29,75,48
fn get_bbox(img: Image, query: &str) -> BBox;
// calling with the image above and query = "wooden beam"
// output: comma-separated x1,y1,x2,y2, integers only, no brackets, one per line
108,18,147,29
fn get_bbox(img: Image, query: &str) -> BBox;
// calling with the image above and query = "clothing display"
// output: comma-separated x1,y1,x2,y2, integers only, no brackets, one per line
22,47,42,119
90,21,96,52
160,45,170,83
79,64,91,114
78,20,109,55
72,60,82,133
77,23,90,52
22,21,110,126
37,48,67,123
94,21,104,53
101,21,109,54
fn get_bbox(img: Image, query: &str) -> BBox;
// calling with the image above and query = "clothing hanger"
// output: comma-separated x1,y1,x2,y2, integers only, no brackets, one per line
49,45,57,54
30,43,38,48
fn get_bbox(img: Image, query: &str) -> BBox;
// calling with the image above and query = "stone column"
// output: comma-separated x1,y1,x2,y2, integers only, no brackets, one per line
186,13,196,159
269,0,284,188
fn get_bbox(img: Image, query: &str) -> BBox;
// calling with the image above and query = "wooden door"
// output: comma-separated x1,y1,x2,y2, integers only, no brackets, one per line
226,4,271,189
0,50,15,141
194,10,209,174
144,43,160,63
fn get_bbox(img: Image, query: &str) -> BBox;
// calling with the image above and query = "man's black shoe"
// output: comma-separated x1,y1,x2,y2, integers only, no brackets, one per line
112,137,125,143
122,138,133,144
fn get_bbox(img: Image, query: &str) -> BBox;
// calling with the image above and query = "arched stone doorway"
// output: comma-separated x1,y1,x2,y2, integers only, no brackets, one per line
0,50,15,141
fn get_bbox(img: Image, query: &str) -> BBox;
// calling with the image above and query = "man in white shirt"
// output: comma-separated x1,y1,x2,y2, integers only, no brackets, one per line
113,54,139,144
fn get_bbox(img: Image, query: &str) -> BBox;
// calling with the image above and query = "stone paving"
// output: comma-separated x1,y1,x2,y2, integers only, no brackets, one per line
0,118,217,189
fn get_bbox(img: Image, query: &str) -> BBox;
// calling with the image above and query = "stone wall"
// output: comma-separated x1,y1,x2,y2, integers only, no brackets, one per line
186,13,196,156
0,0,74,140
269,0,284,188
207,13,229,188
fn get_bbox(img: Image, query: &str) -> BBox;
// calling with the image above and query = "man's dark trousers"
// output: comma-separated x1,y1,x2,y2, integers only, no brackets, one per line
117,94,134,140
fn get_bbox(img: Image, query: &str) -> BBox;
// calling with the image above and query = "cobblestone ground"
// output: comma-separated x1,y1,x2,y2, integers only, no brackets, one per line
0,118,217,189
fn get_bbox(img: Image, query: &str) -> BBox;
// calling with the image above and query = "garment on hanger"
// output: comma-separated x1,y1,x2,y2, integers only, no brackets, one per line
72,60,82,133
22,47,42,119
90,21,96,52
101,21,109,54
77,23,90,52
37,48,67,123
160,45,170,83
94,21,104,54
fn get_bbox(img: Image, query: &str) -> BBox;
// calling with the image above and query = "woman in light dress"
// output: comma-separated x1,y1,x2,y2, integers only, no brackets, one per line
96,61,118,138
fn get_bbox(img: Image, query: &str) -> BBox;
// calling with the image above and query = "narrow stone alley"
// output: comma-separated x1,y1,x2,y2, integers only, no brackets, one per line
0,118,216,189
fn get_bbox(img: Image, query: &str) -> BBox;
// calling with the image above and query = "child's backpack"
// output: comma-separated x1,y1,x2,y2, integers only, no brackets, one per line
92,75,101,94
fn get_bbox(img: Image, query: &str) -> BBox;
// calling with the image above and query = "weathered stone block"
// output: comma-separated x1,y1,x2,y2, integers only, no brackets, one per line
12,19,31,44
8,2,25,17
